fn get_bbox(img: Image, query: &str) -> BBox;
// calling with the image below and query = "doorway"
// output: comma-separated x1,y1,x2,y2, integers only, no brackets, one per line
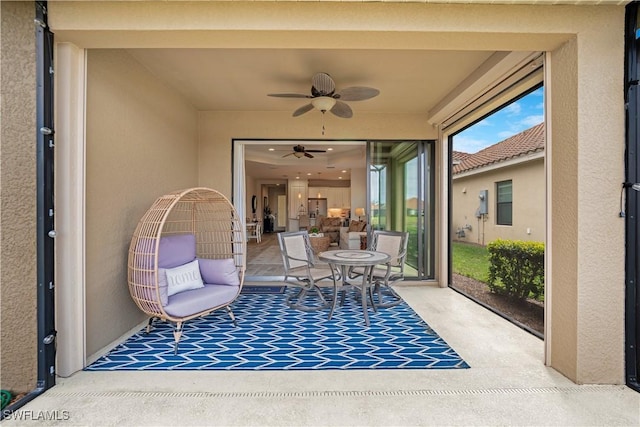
237,139,435,281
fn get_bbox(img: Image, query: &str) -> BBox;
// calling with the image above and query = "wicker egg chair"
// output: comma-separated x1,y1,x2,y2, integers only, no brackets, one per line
128,187,246,353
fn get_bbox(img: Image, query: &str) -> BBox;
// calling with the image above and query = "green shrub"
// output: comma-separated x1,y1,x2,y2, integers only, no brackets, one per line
487,239,544,300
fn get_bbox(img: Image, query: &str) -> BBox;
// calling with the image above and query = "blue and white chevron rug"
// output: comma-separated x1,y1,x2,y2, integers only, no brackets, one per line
86,288,469,371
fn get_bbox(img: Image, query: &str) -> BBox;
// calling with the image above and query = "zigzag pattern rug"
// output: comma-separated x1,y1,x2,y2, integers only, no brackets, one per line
86,288,469,371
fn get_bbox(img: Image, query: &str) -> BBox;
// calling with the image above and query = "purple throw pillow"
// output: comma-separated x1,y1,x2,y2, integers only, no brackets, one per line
198,258,240,286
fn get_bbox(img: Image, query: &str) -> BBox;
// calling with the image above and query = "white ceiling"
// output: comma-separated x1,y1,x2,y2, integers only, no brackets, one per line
127,47,512,180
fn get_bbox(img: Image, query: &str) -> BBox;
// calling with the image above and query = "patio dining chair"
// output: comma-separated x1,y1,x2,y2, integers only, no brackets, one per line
348,230,409,308
277,230,339,312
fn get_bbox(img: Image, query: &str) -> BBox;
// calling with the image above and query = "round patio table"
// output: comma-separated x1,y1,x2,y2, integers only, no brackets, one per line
317,250,390,327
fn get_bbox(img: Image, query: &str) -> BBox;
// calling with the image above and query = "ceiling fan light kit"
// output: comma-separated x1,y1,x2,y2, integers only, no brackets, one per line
311,96,336,112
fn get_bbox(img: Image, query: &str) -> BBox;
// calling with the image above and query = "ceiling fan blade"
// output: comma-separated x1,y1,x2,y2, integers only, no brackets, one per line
330,101,353,118
268,93,311,98
304,152,314,158
305,149,326,153
292,103,314,117
282,152,295,158
337,86,380,101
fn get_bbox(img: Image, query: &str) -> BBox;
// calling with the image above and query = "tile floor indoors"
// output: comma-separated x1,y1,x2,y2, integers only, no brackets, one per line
3,283,639,426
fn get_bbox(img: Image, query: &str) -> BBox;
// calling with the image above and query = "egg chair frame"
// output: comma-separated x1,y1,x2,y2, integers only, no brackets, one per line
127,187,246,353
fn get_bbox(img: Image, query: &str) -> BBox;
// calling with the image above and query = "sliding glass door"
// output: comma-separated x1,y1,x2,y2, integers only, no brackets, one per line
368,141,435,279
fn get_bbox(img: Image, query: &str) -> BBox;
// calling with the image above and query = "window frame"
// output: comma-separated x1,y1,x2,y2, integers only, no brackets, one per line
496,180,513,226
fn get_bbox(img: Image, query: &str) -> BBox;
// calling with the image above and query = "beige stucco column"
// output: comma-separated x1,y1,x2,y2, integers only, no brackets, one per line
0,1,38,394
547,28,625,383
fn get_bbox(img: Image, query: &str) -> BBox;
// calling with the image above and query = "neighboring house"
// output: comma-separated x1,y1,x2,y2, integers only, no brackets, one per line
0,0,635,399
452,123,545,244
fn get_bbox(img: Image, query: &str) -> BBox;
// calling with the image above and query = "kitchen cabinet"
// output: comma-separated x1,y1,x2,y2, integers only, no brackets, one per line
326,187,350,208
342,187,351,208
308,187,328,199
309,186,351,208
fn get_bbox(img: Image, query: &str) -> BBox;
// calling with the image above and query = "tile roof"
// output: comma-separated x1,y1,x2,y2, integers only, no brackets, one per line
452,151,471,164
452,122,544,175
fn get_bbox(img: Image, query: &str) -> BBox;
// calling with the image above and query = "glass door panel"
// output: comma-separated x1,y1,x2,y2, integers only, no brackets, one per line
368,141,434,279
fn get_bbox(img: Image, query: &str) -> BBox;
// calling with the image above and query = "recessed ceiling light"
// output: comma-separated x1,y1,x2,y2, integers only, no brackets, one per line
268,148,275,151
307,173,312,176
327,148,334,151
338,177,343,180
341,170,347,173
296,176,300,179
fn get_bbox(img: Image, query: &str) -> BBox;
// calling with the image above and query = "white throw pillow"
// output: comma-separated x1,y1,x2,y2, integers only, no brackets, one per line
165,259,205,297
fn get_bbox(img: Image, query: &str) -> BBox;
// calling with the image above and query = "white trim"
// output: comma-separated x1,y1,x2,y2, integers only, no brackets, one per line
543,52,552,366
233,142,246,225
54,43,87,377
452,150,544,180
439,125,450,288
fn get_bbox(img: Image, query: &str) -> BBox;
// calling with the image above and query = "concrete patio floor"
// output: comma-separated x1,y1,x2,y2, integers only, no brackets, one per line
3,283,639,426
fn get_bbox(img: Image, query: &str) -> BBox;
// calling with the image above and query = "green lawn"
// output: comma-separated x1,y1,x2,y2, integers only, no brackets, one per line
452,241,489,283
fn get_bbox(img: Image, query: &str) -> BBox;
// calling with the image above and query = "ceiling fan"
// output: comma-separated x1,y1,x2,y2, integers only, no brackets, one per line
282,144,326,159
268,72,380,119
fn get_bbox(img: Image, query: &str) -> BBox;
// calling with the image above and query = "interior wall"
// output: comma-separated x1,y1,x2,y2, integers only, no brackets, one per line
85,50,199,358
198,111,435,196
350,167,367,221
0,0,38,394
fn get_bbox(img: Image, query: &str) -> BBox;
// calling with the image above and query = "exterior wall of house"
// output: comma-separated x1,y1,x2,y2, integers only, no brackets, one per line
452,157,545,245
84,50,199,358
0,0,38,395
43,1,626,384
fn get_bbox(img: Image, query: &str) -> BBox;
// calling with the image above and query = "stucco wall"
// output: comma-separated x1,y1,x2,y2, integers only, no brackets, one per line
85,50,199,358
0,1,38,394
452,157,545,245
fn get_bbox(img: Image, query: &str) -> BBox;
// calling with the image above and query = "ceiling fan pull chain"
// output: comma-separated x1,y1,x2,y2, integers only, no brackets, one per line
321,112,326,135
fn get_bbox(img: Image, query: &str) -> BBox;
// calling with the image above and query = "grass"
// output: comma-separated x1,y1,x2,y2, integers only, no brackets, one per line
452,241,489,283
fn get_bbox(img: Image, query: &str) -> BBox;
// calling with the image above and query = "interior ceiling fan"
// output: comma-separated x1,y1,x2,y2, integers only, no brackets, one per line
282,144,326,159
268,72,380,118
